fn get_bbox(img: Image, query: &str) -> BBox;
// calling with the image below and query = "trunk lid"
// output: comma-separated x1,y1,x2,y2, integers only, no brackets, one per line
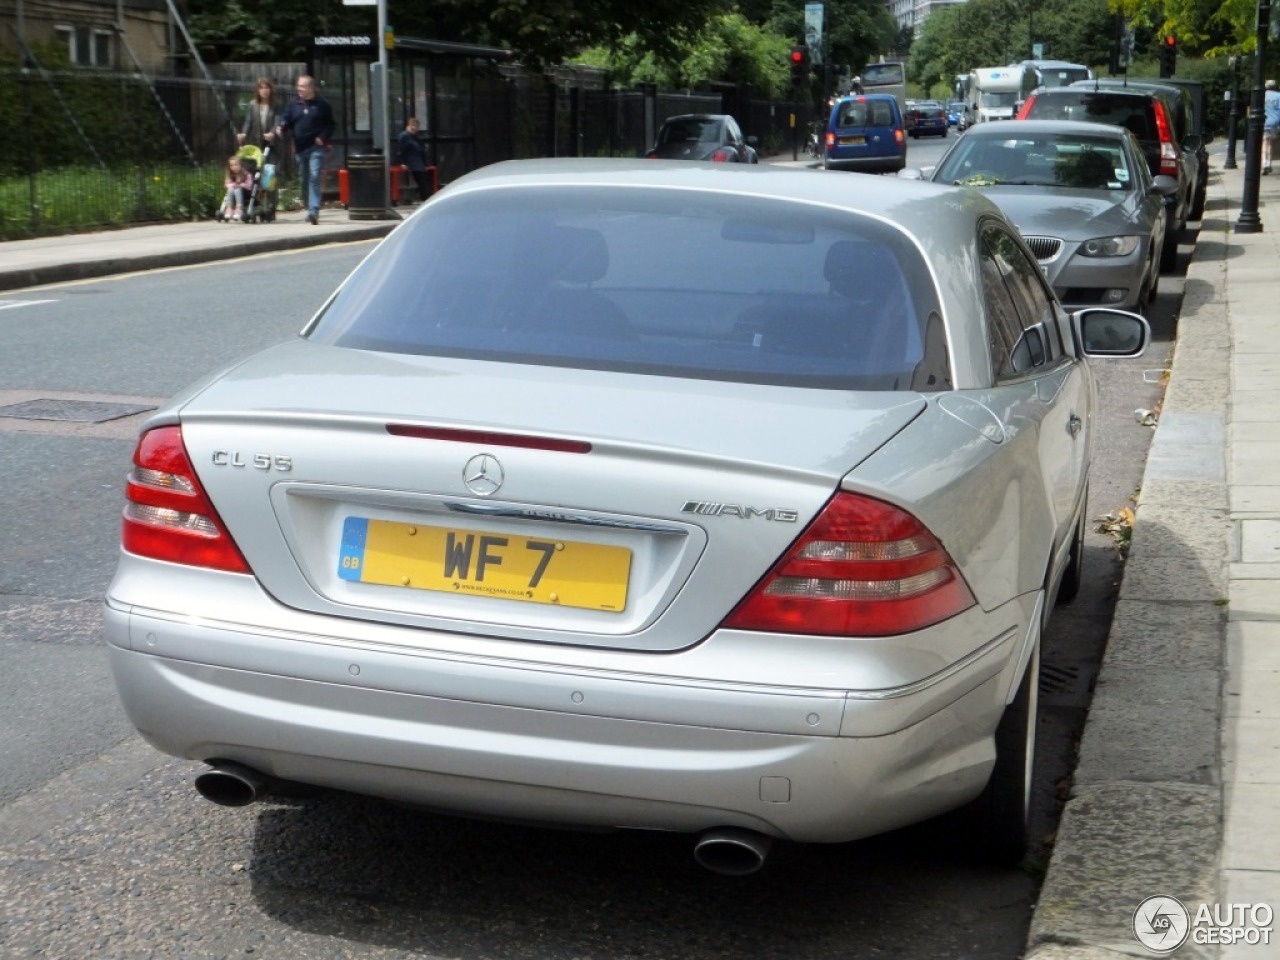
178,340,927,651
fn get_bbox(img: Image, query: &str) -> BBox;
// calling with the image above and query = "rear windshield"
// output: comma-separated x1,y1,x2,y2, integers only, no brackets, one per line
1025,93,1154,140
862,63,905,86
834,99,896,128
307,185,945,391
656,118,721,145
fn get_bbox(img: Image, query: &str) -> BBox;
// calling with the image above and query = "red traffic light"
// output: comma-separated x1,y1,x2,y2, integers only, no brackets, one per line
790,46,808,63
1164,35,1177,46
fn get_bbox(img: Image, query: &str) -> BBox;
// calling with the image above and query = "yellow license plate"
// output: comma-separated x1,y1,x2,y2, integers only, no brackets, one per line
338,517,631,612
839,136,866,146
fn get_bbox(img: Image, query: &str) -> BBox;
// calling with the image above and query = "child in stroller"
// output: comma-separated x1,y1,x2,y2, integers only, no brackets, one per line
232,144,278,223
215,154,253,222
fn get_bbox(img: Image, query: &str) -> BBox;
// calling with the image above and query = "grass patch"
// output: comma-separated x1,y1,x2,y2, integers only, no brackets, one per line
0,164,228,240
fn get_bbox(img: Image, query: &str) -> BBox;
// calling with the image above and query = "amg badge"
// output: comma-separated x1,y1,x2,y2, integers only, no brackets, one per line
681,501,798,522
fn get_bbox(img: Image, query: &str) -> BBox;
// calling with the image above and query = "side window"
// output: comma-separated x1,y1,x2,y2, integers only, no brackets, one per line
727,118,743,144
979,224,1064,381
1127,133,1154,192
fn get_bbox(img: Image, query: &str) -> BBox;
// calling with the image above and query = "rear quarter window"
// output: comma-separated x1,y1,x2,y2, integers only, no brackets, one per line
834,100,895,128
307,185,947,392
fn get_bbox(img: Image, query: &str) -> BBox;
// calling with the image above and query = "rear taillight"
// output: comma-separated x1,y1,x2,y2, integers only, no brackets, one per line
1016,95,1036,120
825,131,835,149
722,492,975,637
894,128,905,146
1153,101,1179,176
710,149,731,162
122,426,251,574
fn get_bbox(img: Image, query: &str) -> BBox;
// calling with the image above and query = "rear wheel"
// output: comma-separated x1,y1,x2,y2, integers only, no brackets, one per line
967,641,1039,866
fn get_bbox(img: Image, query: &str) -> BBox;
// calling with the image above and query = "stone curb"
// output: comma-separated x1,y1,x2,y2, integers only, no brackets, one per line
0,223,397,292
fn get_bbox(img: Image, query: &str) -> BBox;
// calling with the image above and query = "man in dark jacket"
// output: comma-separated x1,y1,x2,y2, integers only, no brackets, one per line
276,75,335,224
397,116,432,203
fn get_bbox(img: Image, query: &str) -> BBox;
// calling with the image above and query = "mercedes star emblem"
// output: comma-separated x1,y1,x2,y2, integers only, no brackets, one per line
462,453,504,497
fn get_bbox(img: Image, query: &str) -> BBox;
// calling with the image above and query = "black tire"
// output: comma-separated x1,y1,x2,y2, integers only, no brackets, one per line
1146,256,1160,306
1190,183,1207,221
1159,228,1179,272
967,641,1039,866
1056,499,1086,605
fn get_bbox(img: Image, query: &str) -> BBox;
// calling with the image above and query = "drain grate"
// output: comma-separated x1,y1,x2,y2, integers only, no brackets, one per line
0,398,156,424
1039,662,1094,707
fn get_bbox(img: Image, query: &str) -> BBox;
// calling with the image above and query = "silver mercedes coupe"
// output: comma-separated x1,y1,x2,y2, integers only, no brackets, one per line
107,160,1148,875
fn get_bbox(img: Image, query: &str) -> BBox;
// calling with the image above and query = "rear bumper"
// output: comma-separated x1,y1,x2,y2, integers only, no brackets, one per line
105,583,1033,842
824,153,905,174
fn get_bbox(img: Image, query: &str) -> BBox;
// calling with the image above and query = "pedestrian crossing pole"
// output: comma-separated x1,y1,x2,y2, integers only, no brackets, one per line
377,0,395,218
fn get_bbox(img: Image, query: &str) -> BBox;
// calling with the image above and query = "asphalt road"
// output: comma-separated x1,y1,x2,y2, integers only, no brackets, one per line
0,215,1184,958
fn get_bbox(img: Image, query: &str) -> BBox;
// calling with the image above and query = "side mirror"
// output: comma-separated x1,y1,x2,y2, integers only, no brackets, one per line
896,168,926,180
1150,174,1180,197
747,134,759,145
1074,307,1150,357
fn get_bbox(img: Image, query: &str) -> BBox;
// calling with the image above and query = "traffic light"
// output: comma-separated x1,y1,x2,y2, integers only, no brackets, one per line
1159,35,1177,78
790,45,810,87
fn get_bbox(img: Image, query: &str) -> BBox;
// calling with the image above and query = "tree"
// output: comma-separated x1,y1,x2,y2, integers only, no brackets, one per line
908,0,1114,87
184,0,731,66
575,13,793,97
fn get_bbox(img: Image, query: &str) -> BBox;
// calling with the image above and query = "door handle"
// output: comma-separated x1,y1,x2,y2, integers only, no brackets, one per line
1068,414,1083,436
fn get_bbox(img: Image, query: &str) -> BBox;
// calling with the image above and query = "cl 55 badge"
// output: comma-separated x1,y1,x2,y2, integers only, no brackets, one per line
211,451,293,472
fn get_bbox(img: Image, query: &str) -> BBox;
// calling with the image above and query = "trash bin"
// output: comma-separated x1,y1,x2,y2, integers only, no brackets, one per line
346,153,388,220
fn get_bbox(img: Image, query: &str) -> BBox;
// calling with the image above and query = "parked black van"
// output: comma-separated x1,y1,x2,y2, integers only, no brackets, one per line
1070,79,1210,219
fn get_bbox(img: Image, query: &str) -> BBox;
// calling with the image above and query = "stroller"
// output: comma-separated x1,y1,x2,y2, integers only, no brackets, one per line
235,144,278,223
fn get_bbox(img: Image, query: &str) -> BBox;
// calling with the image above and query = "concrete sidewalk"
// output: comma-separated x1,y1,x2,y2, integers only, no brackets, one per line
1,158,1277,957
0,207,397,292
1026,148,1280,959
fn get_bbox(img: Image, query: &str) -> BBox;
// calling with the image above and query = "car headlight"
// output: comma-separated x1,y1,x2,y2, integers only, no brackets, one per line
1079,235,1139,257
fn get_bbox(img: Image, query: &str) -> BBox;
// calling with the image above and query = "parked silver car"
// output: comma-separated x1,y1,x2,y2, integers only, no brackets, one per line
107,160,1148,875
913,119,1176,315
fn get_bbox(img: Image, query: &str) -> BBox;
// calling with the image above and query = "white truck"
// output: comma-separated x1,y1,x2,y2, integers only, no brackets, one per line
967,65,1035,123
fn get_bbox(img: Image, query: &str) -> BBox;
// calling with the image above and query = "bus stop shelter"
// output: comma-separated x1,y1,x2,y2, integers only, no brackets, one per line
308,34,516,195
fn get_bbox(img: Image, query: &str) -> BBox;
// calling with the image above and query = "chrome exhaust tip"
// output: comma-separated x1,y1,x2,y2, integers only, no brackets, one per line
193,762,270,807
693,828,774,876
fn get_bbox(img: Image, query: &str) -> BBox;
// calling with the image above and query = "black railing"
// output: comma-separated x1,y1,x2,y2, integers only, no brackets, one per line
1,66,804,241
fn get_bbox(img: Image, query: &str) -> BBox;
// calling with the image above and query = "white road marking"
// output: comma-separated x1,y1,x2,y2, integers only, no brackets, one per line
0,299,59,311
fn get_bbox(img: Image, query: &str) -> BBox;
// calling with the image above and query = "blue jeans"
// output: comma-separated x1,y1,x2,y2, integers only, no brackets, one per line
297,145,324,214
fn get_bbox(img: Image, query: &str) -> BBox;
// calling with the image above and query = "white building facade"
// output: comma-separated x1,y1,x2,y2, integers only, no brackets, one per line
890,0,969,38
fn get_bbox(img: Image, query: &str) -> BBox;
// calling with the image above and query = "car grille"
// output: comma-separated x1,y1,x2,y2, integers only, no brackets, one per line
1023,236,1063,262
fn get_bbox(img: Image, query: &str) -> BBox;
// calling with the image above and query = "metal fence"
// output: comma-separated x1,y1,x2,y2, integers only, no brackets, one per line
1,65,804,241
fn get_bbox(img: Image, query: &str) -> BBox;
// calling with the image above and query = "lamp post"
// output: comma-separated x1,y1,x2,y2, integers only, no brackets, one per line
1236,0,1271,233
1226,55,1242,169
